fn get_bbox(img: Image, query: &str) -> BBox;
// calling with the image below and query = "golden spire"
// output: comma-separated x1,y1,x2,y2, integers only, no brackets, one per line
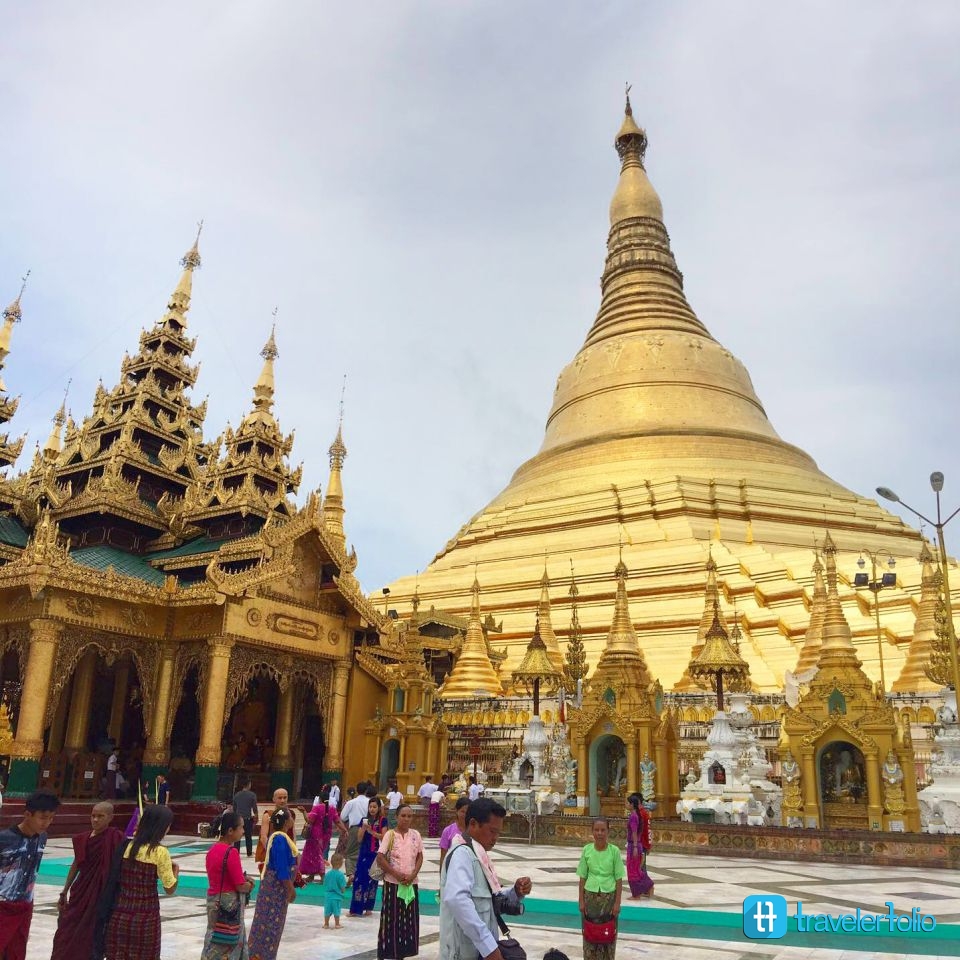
323,381,348,551
794,552,827,673
537,560,565,672
817,532,861,667
610,83,662,224
439,576,504,699
42,384,69,461
246,314,279,427
676,549,726,690
892,543,943,692
606,551,640,654
166,222,202,325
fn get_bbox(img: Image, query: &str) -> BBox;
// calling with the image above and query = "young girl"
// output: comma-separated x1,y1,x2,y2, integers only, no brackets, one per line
323,852,347,929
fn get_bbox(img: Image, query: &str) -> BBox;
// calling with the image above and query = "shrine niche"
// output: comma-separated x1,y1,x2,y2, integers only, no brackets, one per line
780,535,920,831
589,732,627,815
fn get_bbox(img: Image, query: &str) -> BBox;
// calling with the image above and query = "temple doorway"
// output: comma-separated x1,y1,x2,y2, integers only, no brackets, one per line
42,649,148,799
818,740,868,830
223,674,280,794
589,733,626,816
379,738,400,792
168,665,202,800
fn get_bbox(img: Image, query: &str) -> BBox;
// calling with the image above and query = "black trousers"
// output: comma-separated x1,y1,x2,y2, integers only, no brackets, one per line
234,816,254,856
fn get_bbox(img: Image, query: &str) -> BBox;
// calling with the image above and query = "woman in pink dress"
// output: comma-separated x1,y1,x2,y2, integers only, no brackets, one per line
300,789,342,882
625,793,653,897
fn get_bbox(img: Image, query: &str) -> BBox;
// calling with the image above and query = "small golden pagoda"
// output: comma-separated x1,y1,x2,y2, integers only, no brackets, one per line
438,578,504,699
891,544,943,692
535,564,565,674
382,95,930,690
566,554,679,816
675,551,727,691
793,553,827,675
780,534,920,831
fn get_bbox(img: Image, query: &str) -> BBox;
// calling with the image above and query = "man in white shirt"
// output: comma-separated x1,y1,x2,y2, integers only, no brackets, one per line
328,780,341,810
468,776,483,802
340,783,374,876
439,797,532,960
417,778,437,805
386,783,404,828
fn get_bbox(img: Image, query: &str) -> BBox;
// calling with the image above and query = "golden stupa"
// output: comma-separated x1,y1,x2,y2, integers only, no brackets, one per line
438,577,504,699
384,95,939,691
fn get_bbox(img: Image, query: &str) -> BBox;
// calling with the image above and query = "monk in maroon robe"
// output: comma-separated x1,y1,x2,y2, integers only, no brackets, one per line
51,802,123,960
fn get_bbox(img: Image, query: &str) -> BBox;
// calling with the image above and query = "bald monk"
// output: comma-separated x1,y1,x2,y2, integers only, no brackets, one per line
254,788,305,865
51,802,124,960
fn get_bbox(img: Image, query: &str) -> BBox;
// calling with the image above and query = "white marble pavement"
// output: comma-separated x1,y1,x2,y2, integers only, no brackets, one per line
23,833,960,959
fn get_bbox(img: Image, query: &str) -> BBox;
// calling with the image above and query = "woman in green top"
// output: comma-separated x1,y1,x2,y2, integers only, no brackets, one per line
576,817,625,960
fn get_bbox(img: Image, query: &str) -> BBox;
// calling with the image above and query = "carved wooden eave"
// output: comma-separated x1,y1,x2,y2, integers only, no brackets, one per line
138,324,197,356
356,649,392,688
121,348,200,386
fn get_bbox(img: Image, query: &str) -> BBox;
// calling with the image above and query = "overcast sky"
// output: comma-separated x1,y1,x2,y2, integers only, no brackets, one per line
2,2,958,592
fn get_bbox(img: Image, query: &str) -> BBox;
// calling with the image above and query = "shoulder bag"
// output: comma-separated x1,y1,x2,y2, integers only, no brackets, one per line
210,846,243,946
450,840,526,960
369,828,393,881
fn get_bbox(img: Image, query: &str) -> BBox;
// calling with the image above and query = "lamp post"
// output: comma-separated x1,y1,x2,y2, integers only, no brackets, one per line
877,473,960,696
853,551,897,693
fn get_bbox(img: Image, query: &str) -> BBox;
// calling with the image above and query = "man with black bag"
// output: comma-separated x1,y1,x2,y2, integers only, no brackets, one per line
439,797,532,960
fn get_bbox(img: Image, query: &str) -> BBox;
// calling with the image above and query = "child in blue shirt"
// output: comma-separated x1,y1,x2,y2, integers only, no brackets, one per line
323,852,347,928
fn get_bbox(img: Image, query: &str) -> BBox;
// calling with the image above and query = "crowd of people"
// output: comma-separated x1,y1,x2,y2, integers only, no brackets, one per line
0,781,654,960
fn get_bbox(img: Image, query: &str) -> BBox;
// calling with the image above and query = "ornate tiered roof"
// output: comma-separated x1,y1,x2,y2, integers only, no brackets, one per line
12,236,212,539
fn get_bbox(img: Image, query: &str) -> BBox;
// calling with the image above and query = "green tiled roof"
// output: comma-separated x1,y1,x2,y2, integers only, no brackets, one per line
0,516,29,547
71,546,168,586
147,536,230,561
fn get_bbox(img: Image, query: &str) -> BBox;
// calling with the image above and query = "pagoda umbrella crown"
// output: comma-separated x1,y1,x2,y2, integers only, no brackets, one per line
688,599,750,709
512,613,564,695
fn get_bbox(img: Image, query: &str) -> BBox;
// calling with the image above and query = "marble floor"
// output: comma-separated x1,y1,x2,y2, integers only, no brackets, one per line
24,834,960,959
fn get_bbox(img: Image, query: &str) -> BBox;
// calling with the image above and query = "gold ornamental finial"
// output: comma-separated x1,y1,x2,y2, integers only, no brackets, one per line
182,220,203,271
3,270,30,323
261,310,279,361
167,227,203,323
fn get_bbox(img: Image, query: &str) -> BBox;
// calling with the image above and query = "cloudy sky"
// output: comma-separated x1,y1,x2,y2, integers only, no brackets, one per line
2,2,958,592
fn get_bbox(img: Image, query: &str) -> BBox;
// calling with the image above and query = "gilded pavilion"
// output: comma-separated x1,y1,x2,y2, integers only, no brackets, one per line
0,241,410,800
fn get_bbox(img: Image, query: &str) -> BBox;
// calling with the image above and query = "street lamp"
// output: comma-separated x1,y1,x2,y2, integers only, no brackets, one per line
877,474,960,695
853,551,897,693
